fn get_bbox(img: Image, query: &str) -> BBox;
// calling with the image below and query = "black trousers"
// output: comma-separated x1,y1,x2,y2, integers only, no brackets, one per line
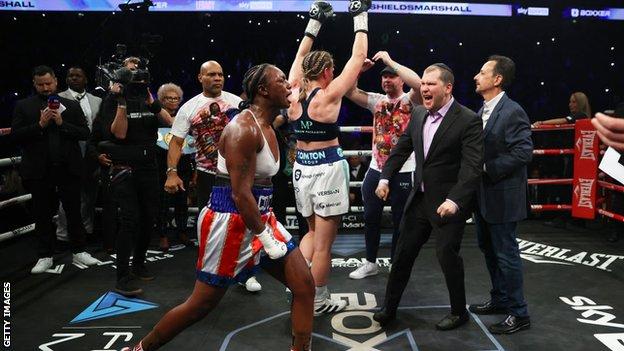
157,156,192,239
196,170,216,209
383,192,467,315
23,165,85,257
111,167,159,280
99,168,117,251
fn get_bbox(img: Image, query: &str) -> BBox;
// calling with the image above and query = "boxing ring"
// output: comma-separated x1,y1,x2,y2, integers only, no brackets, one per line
1,119,624,241
2,120,624,351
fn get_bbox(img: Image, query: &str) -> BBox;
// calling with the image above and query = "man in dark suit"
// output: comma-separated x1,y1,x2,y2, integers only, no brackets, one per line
56,66,102,242
11,65,99,274
469,55,533,334
373,63,483,330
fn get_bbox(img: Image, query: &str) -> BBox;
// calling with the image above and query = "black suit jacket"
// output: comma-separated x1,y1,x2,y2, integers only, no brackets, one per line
382,99,483,221
477,93,533,223
11,94,89,180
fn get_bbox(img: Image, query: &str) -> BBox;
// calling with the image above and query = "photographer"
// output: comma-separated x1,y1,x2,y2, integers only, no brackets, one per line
99,66,162,296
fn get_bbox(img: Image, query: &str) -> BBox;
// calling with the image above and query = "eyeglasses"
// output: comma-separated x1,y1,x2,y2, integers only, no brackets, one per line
164,96,181,101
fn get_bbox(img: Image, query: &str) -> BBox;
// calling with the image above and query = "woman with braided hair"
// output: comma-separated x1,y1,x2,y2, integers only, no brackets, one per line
123,64,314,351
287,0,371,315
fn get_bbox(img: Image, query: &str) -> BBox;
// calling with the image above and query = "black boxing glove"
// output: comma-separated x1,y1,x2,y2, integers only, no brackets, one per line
310,1,333,23
349,0,371,33
305,1,333,39
349,0,371,16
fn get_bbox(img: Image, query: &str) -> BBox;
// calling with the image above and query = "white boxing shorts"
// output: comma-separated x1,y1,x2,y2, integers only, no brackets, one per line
195,185,296,287
293,146,350,218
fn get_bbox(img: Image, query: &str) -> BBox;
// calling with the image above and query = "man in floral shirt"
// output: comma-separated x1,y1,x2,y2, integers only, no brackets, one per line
345,51,422,279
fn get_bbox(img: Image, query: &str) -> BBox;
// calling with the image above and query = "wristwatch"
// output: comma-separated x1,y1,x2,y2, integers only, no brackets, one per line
166,167,177,175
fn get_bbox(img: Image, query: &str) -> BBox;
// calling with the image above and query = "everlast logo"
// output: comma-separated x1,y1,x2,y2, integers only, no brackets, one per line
575,178,594,209
0,1,34,7
518,238,624,271
577,130,597,160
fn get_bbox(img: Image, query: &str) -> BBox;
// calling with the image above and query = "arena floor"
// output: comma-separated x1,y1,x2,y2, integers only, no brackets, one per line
3,220,624,351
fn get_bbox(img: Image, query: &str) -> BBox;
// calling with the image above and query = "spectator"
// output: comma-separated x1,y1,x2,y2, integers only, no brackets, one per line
469,55,532,334
56,66,102,244
155,83,192,251
347,154,367,206
345,51,420,280
532,92,591,127
533,92,592,228
11,65,99,274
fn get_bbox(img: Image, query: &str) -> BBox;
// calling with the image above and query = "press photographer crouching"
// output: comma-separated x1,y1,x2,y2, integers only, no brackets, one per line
98,66,162,296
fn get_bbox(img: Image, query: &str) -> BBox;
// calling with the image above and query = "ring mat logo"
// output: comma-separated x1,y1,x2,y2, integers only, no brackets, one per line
38,293,157,350
518,238,624,271
71,292,158,323
560,296,624,350
219,293,501,350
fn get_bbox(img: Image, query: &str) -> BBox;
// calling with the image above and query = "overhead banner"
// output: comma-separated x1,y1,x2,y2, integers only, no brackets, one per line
564,7,624,21
571,119,599,220
1,0,512,16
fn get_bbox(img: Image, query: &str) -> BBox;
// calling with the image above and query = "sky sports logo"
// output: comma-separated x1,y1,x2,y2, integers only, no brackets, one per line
570,8,611,18
516,7,549,17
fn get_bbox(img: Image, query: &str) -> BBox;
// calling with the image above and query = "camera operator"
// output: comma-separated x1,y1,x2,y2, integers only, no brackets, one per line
11,65,99,274
99,66,163,296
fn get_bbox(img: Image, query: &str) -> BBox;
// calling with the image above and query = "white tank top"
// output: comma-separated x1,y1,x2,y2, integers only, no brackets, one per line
217,110,280,179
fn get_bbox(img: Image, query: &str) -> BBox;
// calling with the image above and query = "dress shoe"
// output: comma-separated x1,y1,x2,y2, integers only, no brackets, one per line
179,233,192,246
607,232,620,243
159,236,170,252
468,300,507,315
131,264,155,281
488,315,530,334
373,306,396,326
115,276,143,297
435,312,469,330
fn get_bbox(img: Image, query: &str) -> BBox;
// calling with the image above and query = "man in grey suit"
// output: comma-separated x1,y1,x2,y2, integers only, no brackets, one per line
469,55,533,334
57,67,102,241
373,63,483,330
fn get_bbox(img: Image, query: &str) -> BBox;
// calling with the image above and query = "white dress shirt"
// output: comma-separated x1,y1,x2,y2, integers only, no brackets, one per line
481,90,505,129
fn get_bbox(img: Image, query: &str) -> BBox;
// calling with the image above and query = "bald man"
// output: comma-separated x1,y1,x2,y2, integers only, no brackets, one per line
166,61,241,208
165,61,266,292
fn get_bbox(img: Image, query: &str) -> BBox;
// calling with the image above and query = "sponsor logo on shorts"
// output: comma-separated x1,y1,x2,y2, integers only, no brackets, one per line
317,189,340,196
297,150,326,161
257,195,272,212
296,171,326,180
317,202,342,210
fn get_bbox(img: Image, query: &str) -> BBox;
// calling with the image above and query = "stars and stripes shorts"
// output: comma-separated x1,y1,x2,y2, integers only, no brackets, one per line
195,185,296,287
